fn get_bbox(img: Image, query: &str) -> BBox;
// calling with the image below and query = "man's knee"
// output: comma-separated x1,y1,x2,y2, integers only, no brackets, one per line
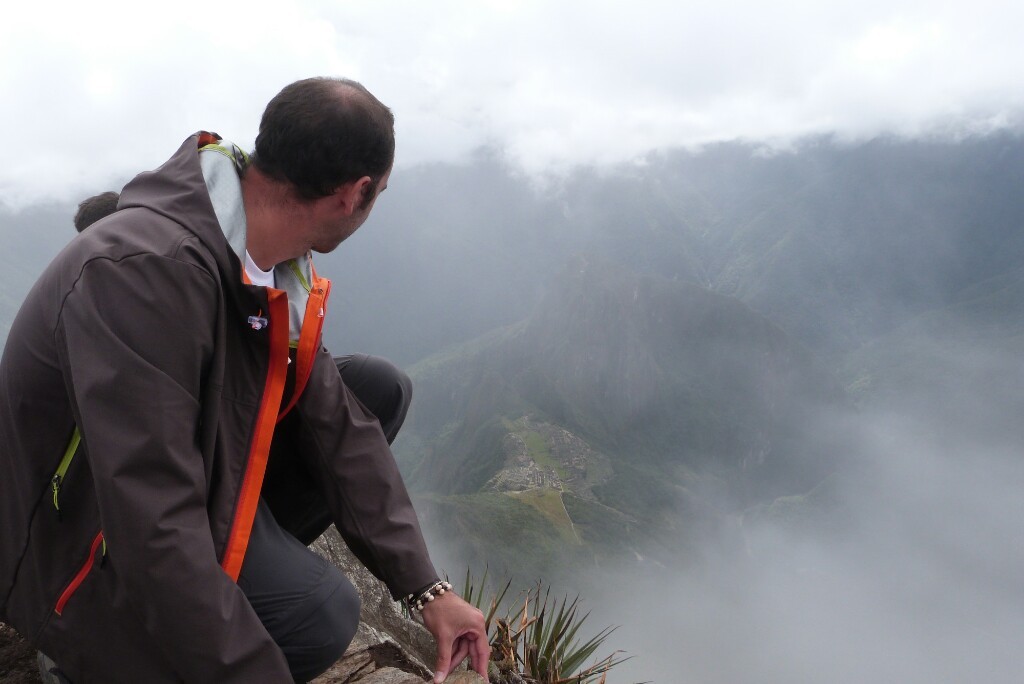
321,574,361,654
241,503,362,681
334,354,412,443
286,569,361,682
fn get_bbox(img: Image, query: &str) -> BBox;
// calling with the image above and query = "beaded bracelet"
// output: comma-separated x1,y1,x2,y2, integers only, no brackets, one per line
405,580,454,612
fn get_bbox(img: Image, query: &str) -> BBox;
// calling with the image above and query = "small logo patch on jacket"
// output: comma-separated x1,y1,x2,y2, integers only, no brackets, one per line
248,314,268,331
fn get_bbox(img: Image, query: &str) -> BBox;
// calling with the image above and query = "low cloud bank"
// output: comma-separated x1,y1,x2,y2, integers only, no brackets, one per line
598,380,1024,683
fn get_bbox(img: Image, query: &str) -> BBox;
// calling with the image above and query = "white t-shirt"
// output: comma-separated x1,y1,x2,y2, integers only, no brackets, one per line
244,251,275,288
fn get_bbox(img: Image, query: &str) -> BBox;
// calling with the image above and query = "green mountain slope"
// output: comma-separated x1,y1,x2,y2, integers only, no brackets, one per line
396,258,852,579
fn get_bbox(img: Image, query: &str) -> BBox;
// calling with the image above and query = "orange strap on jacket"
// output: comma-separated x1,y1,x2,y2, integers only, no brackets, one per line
221,287,290,581
277,274,331,422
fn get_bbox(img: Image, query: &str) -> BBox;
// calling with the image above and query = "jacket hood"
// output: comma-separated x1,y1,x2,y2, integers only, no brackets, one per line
118,132,243,284
118,132,318,343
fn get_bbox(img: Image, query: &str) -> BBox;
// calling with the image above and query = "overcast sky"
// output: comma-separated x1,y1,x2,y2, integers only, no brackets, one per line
2,0,1022,208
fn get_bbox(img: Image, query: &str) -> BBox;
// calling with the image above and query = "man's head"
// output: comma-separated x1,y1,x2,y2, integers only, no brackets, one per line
251,77,394,208
73,191,120,232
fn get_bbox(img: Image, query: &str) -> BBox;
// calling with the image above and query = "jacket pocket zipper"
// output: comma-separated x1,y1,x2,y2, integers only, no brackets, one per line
54,530,105,616
51,427,81,518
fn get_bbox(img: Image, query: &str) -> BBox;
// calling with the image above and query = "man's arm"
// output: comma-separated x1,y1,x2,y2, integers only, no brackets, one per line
291,349,491,681
56,251,292,683
291,348,439,595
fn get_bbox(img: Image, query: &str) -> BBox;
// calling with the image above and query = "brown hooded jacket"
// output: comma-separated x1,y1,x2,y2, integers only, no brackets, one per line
0,134,436,683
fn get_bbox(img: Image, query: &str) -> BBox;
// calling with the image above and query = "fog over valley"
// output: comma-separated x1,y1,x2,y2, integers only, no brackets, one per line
297,134,1024,683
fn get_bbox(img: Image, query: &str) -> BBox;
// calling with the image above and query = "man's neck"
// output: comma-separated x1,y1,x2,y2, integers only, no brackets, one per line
240,168,309,271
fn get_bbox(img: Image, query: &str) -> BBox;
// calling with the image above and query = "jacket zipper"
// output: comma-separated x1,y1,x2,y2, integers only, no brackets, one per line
54,531,105,616
277,275,330,422
51,427,82,518
220,287,290,581
220,266,331,579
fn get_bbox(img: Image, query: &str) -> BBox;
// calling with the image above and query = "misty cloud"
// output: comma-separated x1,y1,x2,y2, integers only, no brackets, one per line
3,0,1024,208
603,395,1024,683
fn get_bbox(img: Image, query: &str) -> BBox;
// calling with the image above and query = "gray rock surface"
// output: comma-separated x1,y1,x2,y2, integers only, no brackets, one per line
439,671,488,684
0,623,39,683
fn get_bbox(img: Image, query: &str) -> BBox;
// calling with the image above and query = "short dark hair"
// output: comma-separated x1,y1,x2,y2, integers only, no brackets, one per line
74,191,120,232
251,77,395,202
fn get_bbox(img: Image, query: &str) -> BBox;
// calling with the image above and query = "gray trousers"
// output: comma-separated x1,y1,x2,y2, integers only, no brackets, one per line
240,354,413,683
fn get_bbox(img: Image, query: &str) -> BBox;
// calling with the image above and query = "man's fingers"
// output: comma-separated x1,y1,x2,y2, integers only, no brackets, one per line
423,594,491,682
449,635,471,671
470,631,491,678
433,630,453,684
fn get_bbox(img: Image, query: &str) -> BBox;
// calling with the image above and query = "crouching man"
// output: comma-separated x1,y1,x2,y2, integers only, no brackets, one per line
0,77,488,684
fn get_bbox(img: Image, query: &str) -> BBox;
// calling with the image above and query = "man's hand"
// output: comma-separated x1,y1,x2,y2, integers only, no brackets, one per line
419,592,490,683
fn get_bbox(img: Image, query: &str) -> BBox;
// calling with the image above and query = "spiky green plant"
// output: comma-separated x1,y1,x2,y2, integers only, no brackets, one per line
459,570,634,684
461,565,512,634
515,584,630,684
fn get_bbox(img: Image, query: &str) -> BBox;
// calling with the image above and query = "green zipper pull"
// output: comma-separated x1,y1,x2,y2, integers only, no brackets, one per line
51,475,63,521
52,427,82,518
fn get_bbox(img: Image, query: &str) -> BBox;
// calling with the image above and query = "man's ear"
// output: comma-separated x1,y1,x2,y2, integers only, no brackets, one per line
333,176,373,215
